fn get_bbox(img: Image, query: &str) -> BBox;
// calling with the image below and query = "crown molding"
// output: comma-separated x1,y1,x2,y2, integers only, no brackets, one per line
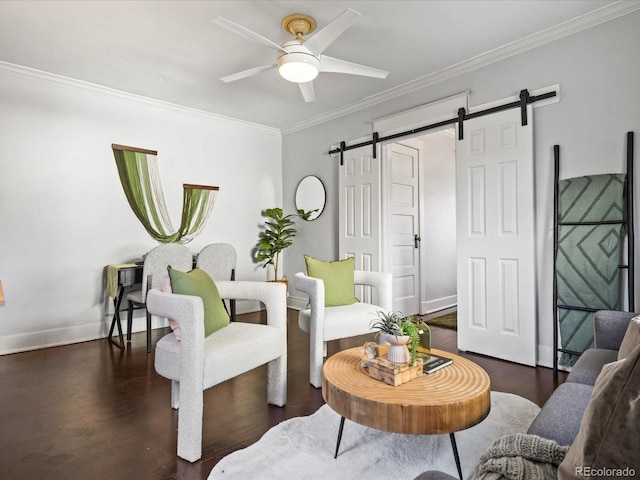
282,0,640,136
2,1,637,138
0,61,281,136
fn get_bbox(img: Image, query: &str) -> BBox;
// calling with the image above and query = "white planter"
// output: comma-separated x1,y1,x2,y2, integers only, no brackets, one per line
380,333,411,363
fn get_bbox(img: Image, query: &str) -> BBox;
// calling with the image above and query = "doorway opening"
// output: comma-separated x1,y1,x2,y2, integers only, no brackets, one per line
385,128,456,318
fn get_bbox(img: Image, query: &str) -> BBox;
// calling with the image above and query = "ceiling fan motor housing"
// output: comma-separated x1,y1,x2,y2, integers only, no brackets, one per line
277,40,319,83
281,13,317,37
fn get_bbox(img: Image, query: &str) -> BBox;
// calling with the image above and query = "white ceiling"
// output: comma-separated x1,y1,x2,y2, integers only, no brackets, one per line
0,1,635,131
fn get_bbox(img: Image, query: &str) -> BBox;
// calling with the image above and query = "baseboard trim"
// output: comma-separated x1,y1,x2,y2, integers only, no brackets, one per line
421,295,457,315
0,322,106,355
0,299,264,355
536,343,570,372
287,295,308,311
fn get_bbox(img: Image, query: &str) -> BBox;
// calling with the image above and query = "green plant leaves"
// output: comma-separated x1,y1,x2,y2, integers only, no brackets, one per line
256,207,298,280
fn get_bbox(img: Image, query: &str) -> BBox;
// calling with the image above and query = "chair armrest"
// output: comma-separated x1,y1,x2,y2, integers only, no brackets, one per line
146,288,204,337
216,281,287,331
146,289,206,383
293,272,325,313
354,270,393,310
594,310,638,350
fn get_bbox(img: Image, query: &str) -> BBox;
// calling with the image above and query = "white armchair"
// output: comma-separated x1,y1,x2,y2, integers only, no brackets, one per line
294,270,392,388
146,280,287,462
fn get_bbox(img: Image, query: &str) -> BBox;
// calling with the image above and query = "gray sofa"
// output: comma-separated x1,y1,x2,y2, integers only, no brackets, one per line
415,309,638,480
525,309,636,445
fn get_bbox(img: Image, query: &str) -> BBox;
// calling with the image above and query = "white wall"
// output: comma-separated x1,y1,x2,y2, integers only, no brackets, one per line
420,131,456,314
282,11,640,367
0,67,282,353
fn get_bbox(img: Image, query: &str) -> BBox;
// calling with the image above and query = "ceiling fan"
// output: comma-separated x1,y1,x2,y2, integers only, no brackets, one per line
212,8,389,103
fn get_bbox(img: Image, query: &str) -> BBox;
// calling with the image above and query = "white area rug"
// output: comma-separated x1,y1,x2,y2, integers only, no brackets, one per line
209,391,540,480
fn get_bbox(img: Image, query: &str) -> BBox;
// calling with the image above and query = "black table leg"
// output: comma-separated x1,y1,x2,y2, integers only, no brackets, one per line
334,416,345,459
449,433,463,480
108,289,125,350
331,412,464,478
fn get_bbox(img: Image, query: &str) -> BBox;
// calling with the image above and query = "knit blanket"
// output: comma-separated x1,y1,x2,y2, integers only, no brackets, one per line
474,433,569,480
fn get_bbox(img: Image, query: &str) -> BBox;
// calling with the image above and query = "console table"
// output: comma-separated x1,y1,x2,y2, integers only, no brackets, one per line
106,264,142,349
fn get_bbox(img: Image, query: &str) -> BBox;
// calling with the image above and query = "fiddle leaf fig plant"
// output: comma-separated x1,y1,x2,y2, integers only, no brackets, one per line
256,207,297,281
297,208,319,221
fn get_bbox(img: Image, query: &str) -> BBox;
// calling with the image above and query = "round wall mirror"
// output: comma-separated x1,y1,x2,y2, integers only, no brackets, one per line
295,175,326,221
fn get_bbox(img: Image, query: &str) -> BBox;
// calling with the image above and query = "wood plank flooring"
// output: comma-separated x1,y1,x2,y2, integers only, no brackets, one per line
0,310,566,480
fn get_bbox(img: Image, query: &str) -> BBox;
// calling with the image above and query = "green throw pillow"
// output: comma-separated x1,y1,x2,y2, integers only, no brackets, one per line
167,266,230,337
304,255,358,307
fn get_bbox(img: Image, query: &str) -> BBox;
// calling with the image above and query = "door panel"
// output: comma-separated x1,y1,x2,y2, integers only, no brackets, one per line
339,145,381,304
456,106,537,366
387,142,420,315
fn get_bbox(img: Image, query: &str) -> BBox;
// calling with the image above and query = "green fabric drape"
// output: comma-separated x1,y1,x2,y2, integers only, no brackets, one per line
113,145,218,244
556,173,626,366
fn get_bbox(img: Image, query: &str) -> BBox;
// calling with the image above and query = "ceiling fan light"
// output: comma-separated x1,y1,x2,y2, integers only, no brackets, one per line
277,52,319,83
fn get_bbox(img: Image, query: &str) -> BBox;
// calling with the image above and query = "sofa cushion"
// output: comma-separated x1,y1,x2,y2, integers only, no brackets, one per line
413,472,458,480
618,315,640,360
565,348,617,386
558,344,640,479
304,255,358,307
594,310,638,350
526,382,593,446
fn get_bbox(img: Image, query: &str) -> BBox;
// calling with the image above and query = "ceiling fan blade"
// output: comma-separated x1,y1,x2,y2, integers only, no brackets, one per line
220,65,276,83
319,55,389,79
298,81,316,103
304,8,360,56
212,17,286,53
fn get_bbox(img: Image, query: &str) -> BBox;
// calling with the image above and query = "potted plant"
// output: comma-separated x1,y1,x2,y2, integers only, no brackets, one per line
255,207,297,283
369,311,420,365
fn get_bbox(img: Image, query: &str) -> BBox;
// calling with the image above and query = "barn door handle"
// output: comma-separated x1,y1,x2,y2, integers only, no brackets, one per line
414,234,421,248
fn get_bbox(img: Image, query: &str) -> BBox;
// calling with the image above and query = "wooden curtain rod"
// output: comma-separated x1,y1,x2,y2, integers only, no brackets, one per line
111,146,219,191
183,184,220,191
111,144,158,156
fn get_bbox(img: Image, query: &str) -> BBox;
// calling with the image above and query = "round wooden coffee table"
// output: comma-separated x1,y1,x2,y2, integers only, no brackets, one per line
322,346,491,480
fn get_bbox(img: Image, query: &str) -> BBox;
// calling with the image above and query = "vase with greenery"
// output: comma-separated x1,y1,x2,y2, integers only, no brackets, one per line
406,315,431,358
369,311,420,365
256,207,297,282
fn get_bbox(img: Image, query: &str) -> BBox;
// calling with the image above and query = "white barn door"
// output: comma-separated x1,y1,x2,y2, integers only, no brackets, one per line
456,105,537,366
339,144,382,304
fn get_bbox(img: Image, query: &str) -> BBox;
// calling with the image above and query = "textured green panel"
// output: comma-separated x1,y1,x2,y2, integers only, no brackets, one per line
559,174,626,223
559,310,595,366
557,224,623,309
556,174,626,366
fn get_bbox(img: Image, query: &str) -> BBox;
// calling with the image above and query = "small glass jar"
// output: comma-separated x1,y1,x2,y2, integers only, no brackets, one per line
408,316,431,357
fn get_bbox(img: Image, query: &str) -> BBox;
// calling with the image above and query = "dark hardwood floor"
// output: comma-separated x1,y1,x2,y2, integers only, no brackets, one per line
0,310,567,480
